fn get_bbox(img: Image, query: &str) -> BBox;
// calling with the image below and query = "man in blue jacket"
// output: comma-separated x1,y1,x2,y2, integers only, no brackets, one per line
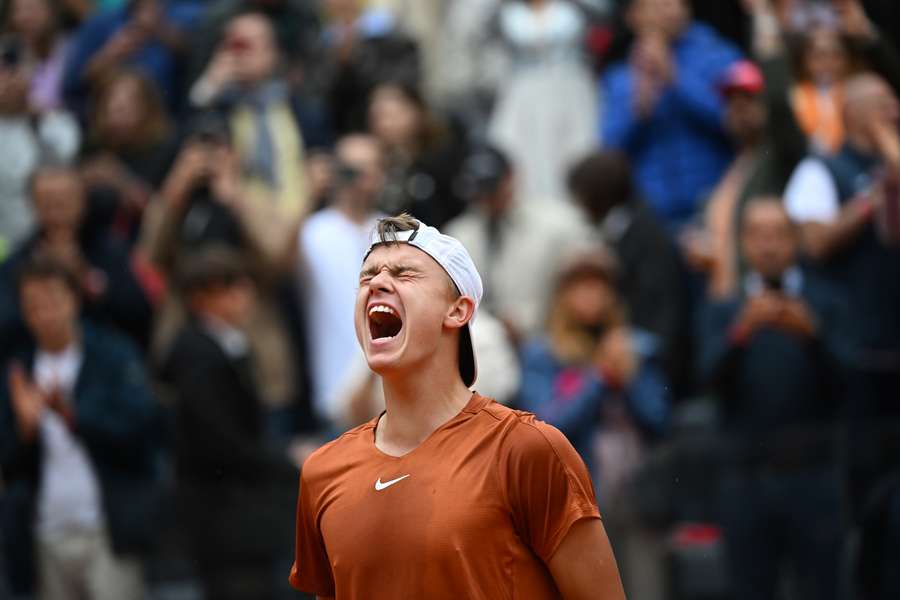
0,255,161,599
602,0,741,229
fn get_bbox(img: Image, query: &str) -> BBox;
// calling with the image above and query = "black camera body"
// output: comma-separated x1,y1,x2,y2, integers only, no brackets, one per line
0,36,22,68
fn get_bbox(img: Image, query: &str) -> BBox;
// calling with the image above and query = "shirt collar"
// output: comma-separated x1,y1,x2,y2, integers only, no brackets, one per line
744,266,804,298
201,316,249,358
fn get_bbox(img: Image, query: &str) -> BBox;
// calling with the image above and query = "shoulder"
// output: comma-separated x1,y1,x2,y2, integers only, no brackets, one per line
493,406,588,476
478,400,580,464
163,323,221,377
520,337,556,363
169,322,218,357
301,421,375,486
83,322,140,358
81,324,148,384
603,61,632,86
800,270,844,309
683,22,740,54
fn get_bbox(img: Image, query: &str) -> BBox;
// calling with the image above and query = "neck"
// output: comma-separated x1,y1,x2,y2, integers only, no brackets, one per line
377,355,472,456
40,326,77,354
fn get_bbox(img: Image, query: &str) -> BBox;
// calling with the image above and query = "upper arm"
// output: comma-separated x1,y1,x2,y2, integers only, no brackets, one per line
503,420,600,561
548,518,626,600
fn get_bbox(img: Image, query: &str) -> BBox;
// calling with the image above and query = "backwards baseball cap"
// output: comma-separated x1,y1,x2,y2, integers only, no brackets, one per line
364,216,483,388
719,60,765,97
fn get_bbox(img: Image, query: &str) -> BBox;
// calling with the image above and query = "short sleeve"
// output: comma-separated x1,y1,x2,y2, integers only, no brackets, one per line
502,418,601,562
785,158,840,224
289,468,335,596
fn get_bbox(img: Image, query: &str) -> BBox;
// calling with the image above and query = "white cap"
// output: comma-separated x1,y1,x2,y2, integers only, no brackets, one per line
364,219,483,387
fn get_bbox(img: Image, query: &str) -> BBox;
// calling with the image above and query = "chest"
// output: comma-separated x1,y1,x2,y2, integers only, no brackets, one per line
319,448,514,573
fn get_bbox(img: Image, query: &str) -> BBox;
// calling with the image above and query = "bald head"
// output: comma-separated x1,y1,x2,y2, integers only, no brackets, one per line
843,73,899,142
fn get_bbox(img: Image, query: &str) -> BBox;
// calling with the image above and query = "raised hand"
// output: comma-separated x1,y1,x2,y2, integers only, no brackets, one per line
833,0,875,40
595,327,639,388
8,364,45,441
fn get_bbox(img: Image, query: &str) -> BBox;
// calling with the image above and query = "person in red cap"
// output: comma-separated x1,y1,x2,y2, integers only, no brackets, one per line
288,214,625,599
682,0,807,299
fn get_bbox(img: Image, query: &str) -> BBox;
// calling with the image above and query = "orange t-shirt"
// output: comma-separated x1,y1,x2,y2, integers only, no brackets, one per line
289,393,601,599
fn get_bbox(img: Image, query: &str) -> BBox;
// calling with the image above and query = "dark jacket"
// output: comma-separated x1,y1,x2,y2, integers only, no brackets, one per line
160,319,296,564
0,323,162,594
601,199,690,389
818,145,900,361
698,270,849,463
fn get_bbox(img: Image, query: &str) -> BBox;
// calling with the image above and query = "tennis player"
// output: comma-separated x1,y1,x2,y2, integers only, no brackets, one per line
290,214,625,599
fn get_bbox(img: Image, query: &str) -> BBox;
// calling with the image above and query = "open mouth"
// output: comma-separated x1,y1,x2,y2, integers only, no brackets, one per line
368,305,403,341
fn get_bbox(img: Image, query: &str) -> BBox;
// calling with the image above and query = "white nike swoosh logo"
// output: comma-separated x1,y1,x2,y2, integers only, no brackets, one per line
374,474,411,491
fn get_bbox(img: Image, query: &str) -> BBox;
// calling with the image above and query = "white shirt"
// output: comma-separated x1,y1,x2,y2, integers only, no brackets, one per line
784,158,840,224
299,208,382,424
33,342,105,534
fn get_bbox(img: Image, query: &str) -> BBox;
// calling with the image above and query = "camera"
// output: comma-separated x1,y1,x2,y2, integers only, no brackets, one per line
0,36,22,68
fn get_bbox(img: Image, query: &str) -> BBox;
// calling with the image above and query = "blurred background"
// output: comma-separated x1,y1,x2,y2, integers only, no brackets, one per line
1,0,899,598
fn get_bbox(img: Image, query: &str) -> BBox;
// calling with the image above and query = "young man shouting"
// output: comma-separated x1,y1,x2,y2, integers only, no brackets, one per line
290,214,625,599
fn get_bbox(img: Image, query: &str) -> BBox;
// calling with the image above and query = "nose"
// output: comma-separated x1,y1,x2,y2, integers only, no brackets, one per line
368,268,394,294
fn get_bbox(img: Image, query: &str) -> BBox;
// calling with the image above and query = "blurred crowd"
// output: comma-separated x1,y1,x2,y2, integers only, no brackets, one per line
1,0,899,598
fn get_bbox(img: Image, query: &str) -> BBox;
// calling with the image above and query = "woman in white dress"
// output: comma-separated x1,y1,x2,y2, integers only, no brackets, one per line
489,0,599,203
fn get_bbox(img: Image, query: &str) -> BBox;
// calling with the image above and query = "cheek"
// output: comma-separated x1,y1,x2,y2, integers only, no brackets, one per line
353,288,368,339
401,292,444,336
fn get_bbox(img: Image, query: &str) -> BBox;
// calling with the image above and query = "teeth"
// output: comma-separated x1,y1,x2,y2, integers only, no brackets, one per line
368,305,396,316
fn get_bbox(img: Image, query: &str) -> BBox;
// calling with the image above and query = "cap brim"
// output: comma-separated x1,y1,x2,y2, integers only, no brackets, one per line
459,323,477,388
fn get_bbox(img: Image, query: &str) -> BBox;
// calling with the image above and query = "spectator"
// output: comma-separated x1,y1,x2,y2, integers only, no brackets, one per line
431,0,506,134
298,134,385,427
81,69,177,243
489,0,598,202
187,0,320,89
792,25,852,154
601,0,741,228
568,149,690,392
190,10,313,223
0,166,154,356
0,38,80,259
698,198,846,600
2,0,71,112
787,0,900,155
445,144,593,340
160,247,298,600
371,0,447,103
368,81,467,228
0,254,162,599
686,0,808,299
318,0,419,134
517,250,671,483
141,113,304,418
784,71,900,515
62,0,201,114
